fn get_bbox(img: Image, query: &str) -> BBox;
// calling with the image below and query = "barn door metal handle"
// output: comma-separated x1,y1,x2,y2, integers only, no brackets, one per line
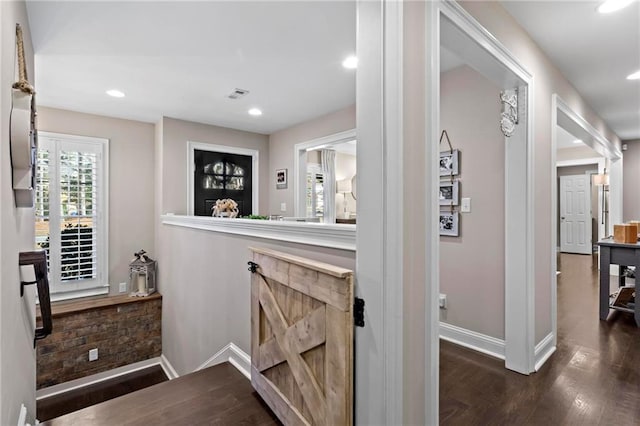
354,298,365,327
19,251,53,347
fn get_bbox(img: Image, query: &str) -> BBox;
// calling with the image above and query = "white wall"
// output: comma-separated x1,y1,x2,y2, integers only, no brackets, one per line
0,1,37,423
268,105,355,216
37,107,156,294
439,65,505,339
623,139,640,221
158,224,355,375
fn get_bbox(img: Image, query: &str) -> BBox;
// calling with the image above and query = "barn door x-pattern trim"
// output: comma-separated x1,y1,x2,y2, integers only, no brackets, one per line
249,247,353,426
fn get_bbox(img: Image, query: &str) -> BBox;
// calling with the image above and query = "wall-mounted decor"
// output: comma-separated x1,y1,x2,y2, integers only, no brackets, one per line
500,89,518,137
439,181,459,206
439,212,459,237
439,149,459,177
276,168,288,189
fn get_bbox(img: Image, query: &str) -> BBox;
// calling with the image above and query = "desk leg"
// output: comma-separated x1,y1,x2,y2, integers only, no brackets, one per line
600,246,611,321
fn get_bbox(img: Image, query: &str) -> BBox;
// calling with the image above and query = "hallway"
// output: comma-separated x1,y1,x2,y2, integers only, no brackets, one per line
440,253,640,424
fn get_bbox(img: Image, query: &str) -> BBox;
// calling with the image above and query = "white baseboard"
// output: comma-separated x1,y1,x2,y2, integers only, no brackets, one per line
160,354,179,380
439,322,505,360
534,332,556,371
196,342,251,380
36,357,162,400
228,343,251,379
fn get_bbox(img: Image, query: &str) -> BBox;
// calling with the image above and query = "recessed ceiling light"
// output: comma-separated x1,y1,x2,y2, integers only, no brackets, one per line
248,108,262,116
106,89,125,98
627,69,640,80
573,139,583,144
597,0,634,13
342,56,358,70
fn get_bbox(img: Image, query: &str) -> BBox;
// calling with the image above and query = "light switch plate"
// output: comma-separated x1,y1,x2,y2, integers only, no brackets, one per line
461,197,471,213
119,282,127,293
280,202,287,212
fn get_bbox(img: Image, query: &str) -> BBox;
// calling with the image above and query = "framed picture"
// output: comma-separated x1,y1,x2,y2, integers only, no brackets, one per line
439,181,459,206
276,168,288,189
439,212,459,237
439,149,459,177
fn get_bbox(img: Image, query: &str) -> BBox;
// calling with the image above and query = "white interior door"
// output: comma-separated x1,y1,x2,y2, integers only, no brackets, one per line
560,174,592,254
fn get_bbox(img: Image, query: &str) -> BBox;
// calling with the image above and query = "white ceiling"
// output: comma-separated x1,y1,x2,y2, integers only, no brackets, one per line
557,125,586,150
26,1,639,140
501,1,640,141
26,1,356,135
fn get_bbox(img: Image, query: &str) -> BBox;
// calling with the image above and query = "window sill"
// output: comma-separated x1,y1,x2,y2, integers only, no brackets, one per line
161,214,356,251
37,292,162,320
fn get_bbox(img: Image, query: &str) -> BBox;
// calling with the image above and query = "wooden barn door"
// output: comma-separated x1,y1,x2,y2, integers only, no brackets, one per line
249,247,354,426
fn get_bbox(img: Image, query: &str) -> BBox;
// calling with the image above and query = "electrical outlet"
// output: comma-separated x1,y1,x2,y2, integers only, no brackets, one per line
280,202,287,212
119,282,127,293
89,348,98,361
439,293,447,309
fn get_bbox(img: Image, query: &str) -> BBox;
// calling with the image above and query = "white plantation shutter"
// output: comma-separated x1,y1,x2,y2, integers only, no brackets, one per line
36,133,109,299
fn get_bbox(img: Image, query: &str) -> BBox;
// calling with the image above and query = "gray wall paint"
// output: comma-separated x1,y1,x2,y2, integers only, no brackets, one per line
623,139,640,221
460,1,622,344
439,65,505,339
158,224,355,374
268,105,355,216
0,1,37,423
160,117,270,215
38,107,156,294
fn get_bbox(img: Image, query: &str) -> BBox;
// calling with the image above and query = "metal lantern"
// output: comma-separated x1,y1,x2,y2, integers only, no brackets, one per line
128,250,156,297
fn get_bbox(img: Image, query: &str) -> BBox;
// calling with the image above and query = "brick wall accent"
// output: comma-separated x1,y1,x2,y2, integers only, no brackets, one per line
36,294,162,389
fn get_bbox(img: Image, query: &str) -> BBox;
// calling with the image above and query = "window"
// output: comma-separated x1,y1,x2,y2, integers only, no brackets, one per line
35,133,109,300
306,164,324,217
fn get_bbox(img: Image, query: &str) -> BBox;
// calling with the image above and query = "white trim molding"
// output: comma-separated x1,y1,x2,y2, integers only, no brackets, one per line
186,141,259,216
160,354,179,380
534,332,556,371
439,322,506,360
196,343,251,380
161,214,355,251
293,129,356,217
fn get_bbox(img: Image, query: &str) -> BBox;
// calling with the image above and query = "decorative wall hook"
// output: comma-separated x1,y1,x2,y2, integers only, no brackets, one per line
500,89,518,137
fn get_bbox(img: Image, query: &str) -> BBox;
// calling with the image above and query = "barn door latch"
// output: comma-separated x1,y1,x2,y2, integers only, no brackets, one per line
354,297,365,327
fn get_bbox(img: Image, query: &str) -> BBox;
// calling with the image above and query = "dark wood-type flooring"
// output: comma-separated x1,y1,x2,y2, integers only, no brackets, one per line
440,253,640,425
37,365,168,421
41,362,280,426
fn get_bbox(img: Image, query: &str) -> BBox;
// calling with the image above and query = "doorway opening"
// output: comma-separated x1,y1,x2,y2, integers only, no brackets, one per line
551,94,623,351
435,2,534,376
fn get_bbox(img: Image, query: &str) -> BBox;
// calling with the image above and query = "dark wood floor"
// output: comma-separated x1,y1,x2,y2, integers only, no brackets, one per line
38,366,168,421
440,253,640,425
41,362,280,426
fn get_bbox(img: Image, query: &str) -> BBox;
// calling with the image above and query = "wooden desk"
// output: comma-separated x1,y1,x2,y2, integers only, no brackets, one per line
597,238,639,326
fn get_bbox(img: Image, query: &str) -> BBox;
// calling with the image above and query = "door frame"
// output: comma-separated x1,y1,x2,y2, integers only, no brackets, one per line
550,94,622,355
186,141,259,216
558,174,593,255
556,157,606,246
429,1,536,375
